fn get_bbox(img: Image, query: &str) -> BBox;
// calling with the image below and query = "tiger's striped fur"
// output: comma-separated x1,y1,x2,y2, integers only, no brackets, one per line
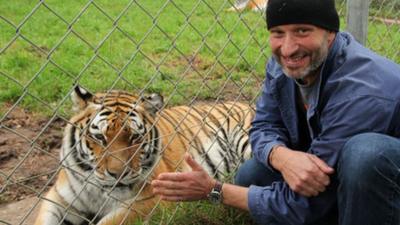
227,0,268,12
34,87,254,225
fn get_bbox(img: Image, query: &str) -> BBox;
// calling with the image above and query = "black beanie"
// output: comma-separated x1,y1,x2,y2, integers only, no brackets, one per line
266,0,340,32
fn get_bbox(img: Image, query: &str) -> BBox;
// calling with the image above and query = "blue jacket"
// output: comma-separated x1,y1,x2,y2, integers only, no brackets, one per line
248,32,400,224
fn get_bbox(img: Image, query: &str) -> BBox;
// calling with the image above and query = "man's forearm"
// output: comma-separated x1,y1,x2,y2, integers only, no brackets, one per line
221,183,249,211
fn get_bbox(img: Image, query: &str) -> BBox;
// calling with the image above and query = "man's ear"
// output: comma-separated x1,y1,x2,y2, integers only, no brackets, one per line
142,93,164,115
71,86,93,112
327,31,336,47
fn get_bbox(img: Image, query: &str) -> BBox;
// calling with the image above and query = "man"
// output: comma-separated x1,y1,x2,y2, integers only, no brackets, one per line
152,0,400,224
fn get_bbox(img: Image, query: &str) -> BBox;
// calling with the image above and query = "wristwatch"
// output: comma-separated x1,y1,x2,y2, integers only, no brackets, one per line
208,180,223,204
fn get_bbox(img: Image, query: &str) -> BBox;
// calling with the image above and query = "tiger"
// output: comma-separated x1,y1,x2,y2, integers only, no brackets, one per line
34,86,254,225
227,0,268,12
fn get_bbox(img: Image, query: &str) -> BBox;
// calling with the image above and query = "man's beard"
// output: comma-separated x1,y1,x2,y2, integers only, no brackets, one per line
273,35,330,80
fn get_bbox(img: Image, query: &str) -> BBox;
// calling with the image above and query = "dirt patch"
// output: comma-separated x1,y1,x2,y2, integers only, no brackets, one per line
0,196,40,225
0,104,65,224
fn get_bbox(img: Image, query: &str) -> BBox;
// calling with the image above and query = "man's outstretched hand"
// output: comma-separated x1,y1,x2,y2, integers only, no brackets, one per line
151,153,216,201
270,146,334,197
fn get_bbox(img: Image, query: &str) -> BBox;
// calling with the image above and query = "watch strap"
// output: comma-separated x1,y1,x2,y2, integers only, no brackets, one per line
213,180,223,192
208,180,224,204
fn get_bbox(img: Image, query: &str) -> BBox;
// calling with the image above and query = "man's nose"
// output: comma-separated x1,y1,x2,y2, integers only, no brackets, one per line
280,35,299,57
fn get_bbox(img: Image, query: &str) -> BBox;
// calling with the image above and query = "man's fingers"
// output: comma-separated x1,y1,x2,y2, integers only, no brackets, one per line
288,165,327,195
311,180,326,193
184,153,203,171
310,155,334,174
296,176,326,195
156,172,186,181
316,173,331,186
151,157,213,202
308,167,331,187
160,196,181,202
152,189,187,202
153,186,183,196
308,155,333,186
290,181,319,197
152,179,184,189
300,178,324,197
301,190,319,197
153,186,203,197
159,195,191,202
152,180,185,197
304,176,327,193
152,179,205,202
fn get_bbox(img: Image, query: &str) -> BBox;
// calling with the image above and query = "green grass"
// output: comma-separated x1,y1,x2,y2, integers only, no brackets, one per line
0,0,268,118
366,20,400,60
137,201,255,225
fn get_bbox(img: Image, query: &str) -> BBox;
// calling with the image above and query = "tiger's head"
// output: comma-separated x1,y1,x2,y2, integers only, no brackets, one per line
63,86,164,188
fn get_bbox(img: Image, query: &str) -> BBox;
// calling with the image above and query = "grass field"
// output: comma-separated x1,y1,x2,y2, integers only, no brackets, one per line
0,0,268,118
140,202,254,225
2,1,400,117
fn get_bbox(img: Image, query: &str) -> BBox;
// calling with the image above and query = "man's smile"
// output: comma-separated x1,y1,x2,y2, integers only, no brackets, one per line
281,53,310,70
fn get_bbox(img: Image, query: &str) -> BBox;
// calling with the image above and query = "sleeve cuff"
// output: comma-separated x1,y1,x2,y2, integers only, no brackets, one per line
248,185,270,225
261,141,285,171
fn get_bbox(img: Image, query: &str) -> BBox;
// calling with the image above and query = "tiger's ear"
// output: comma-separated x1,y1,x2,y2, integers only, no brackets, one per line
142,93,164,115
71,86,94,112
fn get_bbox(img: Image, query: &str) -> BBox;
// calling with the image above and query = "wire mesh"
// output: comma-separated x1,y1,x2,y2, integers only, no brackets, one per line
0,0,399,224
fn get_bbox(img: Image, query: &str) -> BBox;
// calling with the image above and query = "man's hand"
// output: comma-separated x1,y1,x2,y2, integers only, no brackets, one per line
151,153,215,201
270,146,334,197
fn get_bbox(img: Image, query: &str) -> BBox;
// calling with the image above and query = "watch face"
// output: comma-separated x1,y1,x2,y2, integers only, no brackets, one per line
209,190,222,204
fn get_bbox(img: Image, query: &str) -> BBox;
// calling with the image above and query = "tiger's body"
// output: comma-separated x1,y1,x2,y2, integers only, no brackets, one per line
227,0,268,12
34,87,254,225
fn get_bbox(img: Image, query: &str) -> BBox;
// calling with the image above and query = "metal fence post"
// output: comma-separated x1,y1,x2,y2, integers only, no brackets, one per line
346,0,371,45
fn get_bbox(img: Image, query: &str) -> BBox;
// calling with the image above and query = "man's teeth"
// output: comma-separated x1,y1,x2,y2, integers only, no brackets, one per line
289,55,304,61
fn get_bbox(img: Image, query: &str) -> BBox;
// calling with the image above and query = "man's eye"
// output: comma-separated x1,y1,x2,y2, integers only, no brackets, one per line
270,31,284,38
297,29,310,35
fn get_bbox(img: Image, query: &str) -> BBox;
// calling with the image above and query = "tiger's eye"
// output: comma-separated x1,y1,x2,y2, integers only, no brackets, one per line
130,133,141,141
91,133,106,144
95,134,105,141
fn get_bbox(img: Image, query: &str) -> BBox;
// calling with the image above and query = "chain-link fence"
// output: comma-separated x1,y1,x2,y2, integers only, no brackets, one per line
1,0,399,224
